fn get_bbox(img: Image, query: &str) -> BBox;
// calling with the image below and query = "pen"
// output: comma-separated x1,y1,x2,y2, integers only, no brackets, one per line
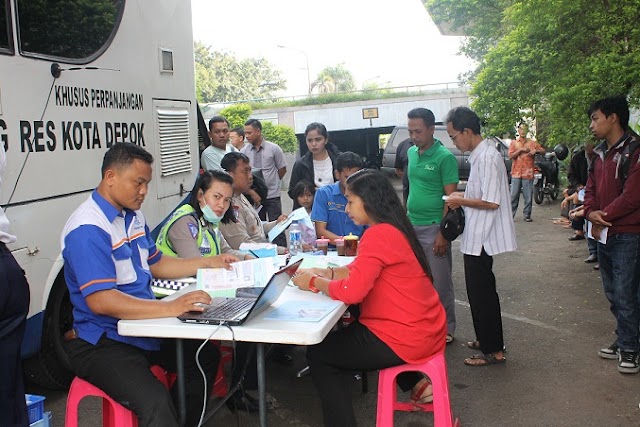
248,250,260,258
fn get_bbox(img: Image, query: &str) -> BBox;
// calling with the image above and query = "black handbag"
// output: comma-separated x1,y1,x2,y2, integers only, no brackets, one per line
440,207,465,242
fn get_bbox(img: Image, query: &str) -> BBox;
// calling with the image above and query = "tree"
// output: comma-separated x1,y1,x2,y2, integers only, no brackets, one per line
194,42,286,103
425,0,640,147
311,64,356,93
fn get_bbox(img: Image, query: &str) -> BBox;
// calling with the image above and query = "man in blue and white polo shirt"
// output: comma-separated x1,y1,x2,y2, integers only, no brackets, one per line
62,143,237,427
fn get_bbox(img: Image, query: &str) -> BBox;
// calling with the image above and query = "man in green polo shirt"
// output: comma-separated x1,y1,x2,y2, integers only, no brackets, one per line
406,108,459,344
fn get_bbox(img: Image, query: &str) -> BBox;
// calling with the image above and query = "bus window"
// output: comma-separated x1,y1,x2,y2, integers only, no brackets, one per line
0,0,11,54
16,0,124,62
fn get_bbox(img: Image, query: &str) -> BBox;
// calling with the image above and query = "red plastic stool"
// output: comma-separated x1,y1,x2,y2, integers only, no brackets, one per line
376,352,459,427
65,365,169,427
165,344,233,397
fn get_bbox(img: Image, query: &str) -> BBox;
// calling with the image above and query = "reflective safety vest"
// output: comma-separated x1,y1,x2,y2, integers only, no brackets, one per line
155,204,220,257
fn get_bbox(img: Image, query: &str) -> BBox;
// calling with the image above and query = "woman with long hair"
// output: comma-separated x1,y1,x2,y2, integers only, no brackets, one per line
292,169,446,426
288,122,340,209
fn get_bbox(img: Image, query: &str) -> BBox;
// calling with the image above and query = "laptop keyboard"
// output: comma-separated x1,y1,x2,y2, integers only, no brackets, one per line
204,298,254,319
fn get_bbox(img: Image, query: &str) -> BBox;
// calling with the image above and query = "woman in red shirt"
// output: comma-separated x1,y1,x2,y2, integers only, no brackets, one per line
292,169,446,427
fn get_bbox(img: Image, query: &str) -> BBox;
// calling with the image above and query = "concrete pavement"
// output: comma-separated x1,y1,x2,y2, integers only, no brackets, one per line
26,179,640,426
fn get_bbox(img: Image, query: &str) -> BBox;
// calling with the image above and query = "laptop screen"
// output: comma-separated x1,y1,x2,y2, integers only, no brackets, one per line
244,259,302,320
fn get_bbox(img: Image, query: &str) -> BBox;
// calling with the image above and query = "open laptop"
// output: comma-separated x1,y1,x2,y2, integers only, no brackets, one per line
178,259,302,326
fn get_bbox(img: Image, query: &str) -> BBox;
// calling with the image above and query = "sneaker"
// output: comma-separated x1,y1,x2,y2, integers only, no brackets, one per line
584,254,597,263
524,217,533,222
617,351,640,374
598,342,619,359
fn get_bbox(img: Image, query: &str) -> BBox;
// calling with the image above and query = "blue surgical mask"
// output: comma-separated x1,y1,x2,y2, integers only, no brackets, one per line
201,204,223,225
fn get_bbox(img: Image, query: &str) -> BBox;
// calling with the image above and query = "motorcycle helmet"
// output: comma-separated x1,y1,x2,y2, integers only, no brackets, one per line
553,143,569,161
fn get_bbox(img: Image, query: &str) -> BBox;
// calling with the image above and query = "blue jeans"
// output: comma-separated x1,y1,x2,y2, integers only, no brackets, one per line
510,178,533,219
598,233,640,353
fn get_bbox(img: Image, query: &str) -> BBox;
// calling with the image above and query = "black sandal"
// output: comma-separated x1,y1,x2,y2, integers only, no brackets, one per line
464,353,506,366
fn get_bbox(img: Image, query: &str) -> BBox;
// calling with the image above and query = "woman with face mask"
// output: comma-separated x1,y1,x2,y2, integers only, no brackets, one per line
156,170,253,261
155,170,262,413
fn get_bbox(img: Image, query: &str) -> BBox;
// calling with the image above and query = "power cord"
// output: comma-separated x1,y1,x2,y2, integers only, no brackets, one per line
196,321,224,427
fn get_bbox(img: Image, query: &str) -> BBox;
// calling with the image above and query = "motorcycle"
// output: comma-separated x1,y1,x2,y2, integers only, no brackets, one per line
533,152,560,204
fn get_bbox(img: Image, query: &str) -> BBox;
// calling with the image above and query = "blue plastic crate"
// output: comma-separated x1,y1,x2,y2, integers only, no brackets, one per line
30,411,51,427
25,394,46,424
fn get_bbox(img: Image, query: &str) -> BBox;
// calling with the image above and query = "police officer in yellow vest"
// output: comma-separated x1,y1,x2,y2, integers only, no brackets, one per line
155,170,262,413
156,171,252,261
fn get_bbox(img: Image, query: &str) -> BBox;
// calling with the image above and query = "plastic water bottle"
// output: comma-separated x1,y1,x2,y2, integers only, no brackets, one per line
289,220,302,256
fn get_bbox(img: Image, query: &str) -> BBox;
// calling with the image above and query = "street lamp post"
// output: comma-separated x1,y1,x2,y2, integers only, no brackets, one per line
277,44,311,95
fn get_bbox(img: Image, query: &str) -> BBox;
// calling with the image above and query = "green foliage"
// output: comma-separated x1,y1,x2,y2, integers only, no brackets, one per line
262,122,297,153
219,104,252,128
426,0,640,149
194,42,287,102
216,104,296,153
248,87,465,110
311,64,356,93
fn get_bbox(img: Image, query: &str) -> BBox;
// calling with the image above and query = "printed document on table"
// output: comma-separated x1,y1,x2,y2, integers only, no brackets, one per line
265,300,343,322
197,256,288,297
586,222,608,244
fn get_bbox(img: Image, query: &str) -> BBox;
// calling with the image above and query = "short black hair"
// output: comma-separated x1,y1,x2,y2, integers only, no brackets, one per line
208,115,230,131
588,95,630,130
445,107,481,135
407,108,436,127
220,151,251,173
101,143,153,178
189,170,235,224
244,118,262,131
335,151,364,172
230,126,244,137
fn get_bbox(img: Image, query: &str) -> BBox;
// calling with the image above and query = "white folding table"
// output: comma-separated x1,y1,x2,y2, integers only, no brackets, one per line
118,284,346,427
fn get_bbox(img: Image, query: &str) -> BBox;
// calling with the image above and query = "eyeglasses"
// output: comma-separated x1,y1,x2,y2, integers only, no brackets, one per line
450,131,462,141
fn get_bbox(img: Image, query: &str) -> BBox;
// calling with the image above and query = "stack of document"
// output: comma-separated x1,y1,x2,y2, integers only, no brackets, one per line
197,256,288,297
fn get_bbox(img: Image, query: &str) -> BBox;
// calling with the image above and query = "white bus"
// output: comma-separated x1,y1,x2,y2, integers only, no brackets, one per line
1,0,200,389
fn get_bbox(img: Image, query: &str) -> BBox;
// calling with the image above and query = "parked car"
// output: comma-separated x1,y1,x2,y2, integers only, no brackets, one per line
381,125,512,185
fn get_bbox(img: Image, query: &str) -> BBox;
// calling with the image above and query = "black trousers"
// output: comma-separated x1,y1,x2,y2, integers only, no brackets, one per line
65,336,219,427
231,342,258,391
307,321,422,427
0,243,30,427
258,196,282,222
260,197,286,247
463,248,504,354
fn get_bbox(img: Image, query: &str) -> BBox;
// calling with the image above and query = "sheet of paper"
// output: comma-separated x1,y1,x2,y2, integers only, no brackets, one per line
197,256,288,297
264,300,343,322
291,254,355,269
267,207,311,242
586,221,608,244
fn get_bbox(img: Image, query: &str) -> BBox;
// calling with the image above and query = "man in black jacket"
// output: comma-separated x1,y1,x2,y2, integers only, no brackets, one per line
565,141,598,265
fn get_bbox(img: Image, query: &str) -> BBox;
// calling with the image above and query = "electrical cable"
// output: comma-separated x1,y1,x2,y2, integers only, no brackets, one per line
195,321,224,427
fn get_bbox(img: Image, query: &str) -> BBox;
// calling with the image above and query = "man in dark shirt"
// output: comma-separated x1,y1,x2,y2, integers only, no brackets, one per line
393,138,414,206
567,141,595,194
566,142,598,264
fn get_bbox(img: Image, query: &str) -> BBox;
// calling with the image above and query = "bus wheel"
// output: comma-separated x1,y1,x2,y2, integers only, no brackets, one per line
23,278,74,390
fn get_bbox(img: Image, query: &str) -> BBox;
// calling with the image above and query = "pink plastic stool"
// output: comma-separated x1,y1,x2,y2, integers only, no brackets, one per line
376,352,459,427
65,365,169,427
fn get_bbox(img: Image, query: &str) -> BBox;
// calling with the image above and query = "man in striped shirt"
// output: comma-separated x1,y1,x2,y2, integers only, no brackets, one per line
444,107,517,366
